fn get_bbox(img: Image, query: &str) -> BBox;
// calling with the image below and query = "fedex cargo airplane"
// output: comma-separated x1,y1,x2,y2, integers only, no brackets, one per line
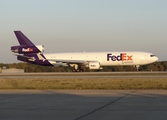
11,31,158,72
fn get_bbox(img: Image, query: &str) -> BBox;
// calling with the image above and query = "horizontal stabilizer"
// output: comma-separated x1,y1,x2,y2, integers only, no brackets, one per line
14,54,35,61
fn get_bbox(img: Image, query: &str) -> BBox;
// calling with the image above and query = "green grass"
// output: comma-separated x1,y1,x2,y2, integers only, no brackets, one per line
0,78,167,89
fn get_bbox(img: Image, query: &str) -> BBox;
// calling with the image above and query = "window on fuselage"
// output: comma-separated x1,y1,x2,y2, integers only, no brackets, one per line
150,55,156,57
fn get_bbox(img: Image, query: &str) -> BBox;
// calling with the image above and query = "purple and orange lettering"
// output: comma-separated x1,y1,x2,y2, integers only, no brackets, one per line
107,53,133,61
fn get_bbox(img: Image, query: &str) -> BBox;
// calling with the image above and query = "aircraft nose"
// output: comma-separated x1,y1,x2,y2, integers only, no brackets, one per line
154,56,158,62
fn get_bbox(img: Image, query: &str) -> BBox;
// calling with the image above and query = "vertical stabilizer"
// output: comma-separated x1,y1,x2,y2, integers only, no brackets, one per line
14,31,35,46
11,31,43,54
11,31,50,66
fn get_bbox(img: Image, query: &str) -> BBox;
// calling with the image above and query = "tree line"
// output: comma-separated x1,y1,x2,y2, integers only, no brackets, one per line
0,61,167,72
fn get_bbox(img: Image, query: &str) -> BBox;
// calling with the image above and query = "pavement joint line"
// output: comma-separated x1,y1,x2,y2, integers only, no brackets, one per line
74,90,136,120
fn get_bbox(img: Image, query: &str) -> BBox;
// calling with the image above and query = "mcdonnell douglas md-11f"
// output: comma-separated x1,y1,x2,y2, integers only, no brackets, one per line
11,31,158,72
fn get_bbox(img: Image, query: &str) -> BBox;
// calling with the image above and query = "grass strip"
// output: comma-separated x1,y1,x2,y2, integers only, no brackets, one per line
0,78,167,89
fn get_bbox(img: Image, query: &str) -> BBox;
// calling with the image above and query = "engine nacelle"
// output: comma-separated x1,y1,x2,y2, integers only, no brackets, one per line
11,45,44,54
88,62,101,69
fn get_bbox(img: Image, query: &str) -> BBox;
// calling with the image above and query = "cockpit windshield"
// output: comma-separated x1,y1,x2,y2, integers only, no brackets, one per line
150,55,156,57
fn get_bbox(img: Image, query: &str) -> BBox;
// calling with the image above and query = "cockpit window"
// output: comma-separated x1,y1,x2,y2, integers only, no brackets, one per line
150,55,156,57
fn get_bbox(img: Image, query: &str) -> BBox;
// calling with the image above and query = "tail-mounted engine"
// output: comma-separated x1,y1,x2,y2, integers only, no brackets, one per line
11,45,44,54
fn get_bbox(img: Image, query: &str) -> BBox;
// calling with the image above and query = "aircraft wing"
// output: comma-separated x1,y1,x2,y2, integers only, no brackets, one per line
47,59,97,65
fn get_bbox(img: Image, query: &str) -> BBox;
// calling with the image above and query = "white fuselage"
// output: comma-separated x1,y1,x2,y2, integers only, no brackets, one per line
43,51,158,66
12,31,159,70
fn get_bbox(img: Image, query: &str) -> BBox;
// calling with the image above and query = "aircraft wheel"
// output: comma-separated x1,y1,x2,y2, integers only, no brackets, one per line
79,69,84,72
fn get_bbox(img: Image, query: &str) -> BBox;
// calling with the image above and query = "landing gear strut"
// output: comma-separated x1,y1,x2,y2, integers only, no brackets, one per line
136,65,140,71
73,64,84,72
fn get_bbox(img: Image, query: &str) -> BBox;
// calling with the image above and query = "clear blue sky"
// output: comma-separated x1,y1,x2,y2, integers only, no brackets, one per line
0,0,167,63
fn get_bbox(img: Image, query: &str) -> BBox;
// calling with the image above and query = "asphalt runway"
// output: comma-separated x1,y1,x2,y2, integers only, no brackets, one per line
1,71,167,75
1,75,167,79
0,90,167,120
0,71,167,78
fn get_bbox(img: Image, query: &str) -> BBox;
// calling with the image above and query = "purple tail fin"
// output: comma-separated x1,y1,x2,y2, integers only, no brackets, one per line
11,31,43,54
14,31,35,46
12,31,51,66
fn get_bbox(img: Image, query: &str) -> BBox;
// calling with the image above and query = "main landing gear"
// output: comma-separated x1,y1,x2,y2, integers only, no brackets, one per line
73,64,84,72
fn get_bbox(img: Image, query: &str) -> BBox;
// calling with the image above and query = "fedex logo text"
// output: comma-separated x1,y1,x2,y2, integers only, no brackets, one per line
22,48,33,52
107,53,133,61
